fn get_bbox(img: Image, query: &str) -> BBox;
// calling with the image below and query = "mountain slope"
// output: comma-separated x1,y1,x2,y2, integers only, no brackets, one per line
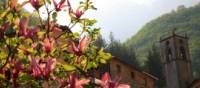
125,4,200,76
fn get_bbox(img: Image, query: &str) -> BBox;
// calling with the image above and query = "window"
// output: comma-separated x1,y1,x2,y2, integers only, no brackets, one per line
131,72,135,79
166,47,172,62
179,39,184,44
116,64,121,73
165,41,169,46
180,46,186,60
165,41,172,62
144,78,147,87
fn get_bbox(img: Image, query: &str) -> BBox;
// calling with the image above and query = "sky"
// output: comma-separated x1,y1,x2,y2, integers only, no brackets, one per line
19,0,200,42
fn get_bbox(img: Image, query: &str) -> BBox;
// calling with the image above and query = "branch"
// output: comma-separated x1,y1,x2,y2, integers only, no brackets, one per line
0,44,19,71
42,0,50,38
55,25,72,40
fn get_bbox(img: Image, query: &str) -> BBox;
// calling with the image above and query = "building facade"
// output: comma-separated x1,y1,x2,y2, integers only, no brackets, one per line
99,57,158,88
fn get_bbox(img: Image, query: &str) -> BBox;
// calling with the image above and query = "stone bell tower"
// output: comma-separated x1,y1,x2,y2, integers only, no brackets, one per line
160,30,193,88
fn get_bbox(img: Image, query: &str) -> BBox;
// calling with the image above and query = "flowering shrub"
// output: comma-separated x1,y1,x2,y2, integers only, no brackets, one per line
0,0,130,88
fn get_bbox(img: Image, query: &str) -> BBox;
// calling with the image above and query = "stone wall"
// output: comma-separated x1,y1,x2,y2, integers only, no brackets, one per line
109,58,157,88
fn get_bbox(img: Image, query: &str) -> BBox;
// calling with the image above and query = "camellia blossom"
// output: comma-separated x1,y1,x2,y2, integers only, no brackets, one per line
68,36,90,56
95,72,130,88
53,0,67,11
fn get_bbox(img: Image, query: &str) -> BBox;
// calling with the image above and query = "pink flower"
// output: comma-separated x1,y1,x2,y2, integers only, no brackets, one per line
9,0,29,12
29,56,42,79
0,22,10,39
19,18,39,38
95,72,130,88
15,60,24,73
58,73,90,88
31,43,38,49
0,22,10,31
19,18,29,36
68,36,90,56
42,38,54,53
9,0,18,11
29,56,56,80
67,0,83,18
53,0,67,11
0,68,6,74
29,0,42,10
27,26,40,38
12,60,24,81
72,8,83,18
41,57,56,79
8,59,24,88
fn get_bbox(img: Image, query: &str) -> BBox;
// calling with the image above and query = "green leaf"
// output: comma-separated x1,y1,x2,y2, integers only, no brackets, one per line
89,5,97,10
46,0,51,4
62,64,76,71
0,51,7,59
73,32,80,39
37,31,45,39
7,12,13,22
100,59,106,64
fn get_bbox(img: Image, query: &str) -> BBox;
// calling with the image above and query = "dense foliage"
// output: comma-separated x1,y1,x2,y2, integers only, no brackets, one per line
0,0,130,88
94,33,139,68
126,4,200,77
144,45,165,88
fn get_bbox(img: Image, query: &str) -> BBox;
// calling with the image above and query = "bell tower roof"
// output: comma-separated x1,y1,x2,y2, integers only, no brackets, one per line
160,28,188,42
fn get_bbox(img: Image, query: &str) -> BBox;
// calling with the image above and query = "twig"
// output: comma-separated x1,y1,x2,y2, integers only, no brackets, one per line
55,19,79,40
43,0,51,38
36,10,44,29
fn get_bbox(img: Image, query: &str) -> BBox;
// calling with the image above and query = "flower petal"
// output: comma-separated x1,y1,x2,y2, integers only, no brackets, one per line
78,36,90,52
101,72,110,82
117,84,130,88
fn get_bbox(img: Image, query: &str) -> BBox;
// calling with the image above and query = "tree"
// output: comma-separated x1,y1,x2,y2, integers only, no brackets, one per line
0,0,130,88
107,32,139,67
144,45,165,88
94,34,107,49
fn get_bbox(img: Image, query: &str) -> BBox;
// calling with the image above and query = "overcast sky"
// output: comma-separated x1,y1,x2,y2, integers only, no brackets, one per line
19,0,200,42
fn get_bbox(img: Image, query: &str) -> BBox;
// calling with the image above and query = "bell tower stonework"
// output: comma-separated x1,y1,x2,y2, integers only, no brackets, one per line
160,32,193,88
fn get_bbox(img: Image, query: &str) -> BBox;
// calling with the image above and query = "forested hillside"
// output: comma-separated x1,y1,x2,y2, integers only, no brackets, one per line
126,4,200,76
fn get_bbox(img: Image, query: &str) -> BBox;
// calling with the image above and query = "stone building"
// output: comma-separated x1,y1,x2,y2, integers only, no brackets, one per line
160,31,200,88
99,57,158,88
